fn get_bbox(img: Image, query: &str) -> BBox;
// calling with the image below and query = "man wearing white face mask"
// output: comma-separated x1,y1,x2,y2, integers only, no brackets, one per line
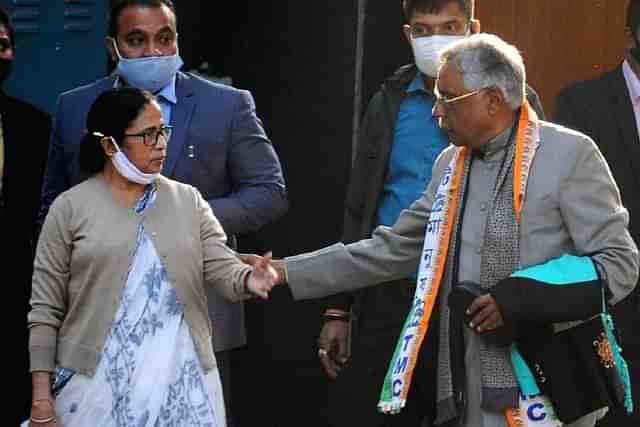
316,1,544,426
37,1,288,426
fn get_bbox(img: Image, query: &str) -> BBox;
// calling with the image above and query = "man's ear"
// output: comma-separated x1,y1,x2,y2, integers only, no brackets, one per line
625,27,637,51
470,19,481,34
403,24,413,45
105,37,118,62
486,87,505,115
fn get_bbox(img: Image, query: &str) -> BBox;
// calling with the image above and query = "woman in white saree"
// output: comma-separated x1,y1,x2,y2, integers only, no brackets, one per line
25,87,277,427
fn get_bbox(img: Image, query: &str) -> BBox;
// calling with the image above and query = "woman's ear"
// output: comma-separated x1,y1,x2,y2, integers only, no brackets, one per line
100,136,118,157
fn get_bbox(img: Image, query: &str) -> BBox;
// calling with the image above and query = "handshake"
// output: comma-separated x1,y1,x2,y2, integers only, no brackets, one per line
239,252,288,299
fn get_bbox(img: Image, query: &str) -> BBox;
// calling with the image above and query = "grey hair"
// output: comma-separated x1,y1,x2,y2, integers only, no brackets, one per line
439,33,525,110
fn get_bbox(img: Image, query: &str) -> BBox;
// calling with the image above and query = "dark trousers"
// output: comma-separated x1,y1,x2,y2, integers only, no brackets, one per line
326,280,438,427
10,248,33,425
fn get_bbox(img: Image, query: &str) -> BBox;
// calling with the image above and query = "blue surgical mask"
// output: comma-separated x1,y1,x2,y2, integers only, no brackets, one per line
110,38,183,93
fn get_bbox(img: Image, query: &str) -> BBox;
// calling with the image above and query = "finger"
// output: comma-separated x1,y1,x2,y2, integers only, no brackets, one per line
266,265,278,284
258,251,273,270
318,339,335,354
470,302,497,329
256,287,269,299
320,355,339,379
466,294,491,317
318,349,340,379
336,336,349,364
478,312,502,332
238,254,260,266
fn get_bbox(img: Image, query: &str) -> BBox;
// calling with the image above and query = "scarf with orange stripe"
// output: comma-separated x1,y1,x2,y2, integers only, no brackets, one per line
378,101,540,424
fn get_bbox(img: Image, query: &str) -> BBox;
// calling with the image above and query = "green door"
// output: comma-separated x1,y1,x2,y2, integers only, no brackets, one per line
1,0,108,113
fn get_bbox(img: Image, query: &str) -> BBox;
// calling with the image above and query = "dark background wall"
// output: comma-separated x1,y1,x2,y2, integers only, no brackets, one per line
0,0,108,112
176,2,359,425
475,0,627,117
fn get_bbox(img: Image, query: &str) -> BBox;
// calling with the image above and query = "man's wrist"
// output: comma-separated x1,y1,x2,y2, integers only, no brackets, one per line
273,259,288,283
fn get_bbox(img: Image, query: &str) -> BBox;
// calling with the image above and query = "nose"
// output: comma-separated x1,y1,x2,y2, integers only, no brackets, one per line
158,137,168,150
154,133,169,150
143,41,163,57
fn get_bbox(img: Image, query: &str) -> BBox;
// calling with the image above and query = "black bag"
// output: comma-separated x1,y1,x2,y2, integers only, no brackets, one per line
517,314,627,424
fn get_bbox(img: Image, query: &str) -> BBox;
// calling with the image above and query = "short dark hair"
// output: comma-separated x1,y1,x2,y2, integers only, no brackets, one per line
80,87,156,175
0,6,15,48
108,0,177,38
627,0,640,34
402,0,473,23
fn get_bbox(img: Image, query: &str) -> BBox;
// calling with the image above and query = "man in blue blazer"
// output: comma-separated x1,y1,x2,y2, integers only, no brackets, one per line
37,1,287,424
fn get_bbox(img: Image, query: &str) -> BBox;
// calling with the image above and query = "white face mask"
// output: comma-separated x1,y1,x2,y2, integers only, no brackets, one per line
410,35,466,77
94,133,159,185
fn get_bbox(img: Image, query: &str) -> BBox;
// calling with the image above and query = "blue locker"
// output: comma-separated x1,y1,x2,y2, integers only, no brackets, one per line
0,0,108,113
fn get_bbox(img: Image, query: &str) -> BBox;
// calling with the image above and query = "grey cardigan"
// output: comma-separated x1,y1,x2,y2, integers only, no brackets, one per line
285,121,639,308
29,175,253,376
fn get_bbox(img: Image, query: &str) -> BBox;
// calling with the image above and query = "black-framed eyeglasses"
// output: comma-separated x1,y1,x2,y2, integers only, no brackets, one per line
124,125,173,147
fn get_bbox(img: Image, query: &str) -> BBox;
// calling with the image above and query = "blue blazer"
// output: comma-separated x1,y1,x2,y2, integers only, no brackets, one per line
39,71,288,351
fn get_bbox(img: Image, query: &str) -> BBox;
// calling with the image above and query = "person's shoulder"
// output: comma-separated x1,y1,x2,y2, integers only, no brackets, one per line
57,76,117,106
178,71,247,99
156,174,191,190
48,176,101,215
0,92,50,123
538,120,599,156
382,64,418,92
155,175,201,203
363,64,416,114
433,144,458,171
558,65,620,100
65,175,103,198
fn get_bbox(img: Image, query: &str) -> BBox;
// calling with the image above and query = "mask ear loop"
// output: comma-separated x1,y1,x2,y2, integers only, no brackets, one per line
92,131,121,154
469,19,481,34
107,37,124,60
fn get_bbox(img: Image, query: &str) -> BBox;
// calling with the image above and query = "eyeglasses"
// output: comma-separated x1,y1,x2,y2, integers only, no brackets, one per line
124,125,173,147
434,87,485,106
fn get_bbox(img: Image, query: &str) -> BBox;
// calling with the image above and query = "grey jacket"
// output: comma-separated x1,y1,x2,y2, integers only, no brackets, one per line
285,120,638,312
327,65,546,318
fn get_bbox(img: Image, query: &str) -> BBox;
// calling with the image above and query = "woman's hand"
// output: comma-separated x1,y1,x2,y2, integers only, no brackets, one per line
29,398,57,426
245,252,279,299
